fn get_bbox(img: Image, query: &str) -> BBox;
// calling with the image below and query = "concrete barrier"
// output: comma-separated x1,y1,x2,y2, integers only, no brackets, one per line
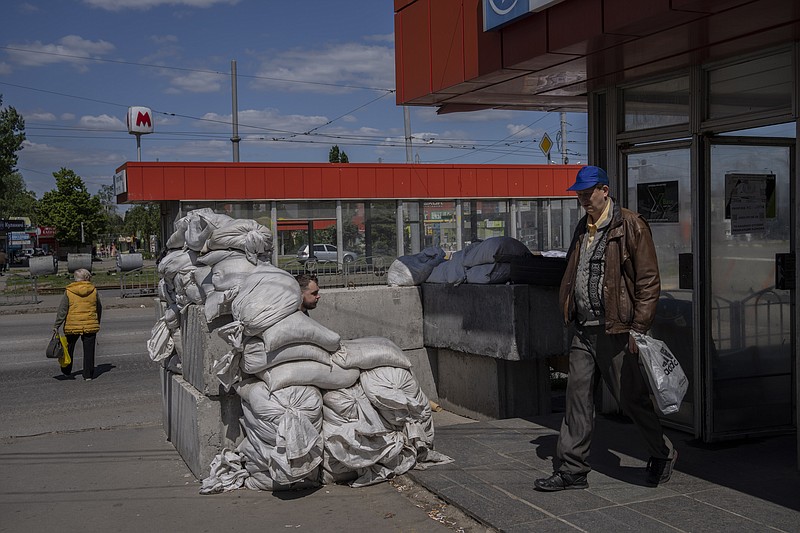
161,370,243,480
312,285,423,350
181,304,234,397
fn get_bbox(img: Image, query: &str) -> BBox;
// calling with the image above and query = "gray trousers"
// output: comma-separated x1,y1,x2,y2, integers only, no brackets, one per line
557,325,674,474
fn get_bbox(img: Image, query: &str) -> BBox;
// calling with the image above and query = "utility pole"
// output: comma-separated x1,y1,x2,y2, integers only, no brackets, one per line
403,107,413,163
560,112,568,164
231,59,241,162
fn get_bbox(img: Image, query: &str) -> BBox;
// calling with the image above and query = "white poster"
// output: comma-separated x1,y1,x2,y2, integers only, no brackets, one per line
725,173,771,235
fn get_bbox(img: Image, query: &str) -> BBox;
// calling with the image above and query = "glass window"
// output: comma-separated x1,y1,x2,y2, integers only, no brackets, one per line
402,201,424,255
461,200,509,247
622,75,690,132
341,201,365,257
707,50,793,120
516,199,578,252
365,201,397,260
422,201,457,252
276,201,336,221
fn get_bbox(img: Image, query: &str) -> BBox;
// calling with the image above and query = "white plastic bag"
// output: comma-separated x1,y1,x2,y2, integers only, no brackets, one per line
633,332,689,415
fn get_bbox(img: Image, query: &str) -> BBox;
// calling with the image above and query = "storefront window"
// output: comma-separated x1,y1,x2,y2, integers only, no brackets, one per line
341,201,365,257
402,201,424,255
461,200,509,247
622,74,690,131
516,199,577,252
365,201,397,260
423,201,457,251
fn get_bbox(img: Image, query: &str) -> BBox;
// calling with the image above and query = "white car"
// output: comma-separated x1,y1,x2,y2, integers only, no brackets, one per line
297,244,357,264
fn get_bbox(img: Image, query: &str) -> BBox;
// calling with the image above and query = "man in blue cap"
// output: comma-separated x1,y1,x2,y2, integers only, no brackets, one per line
535,166,677,491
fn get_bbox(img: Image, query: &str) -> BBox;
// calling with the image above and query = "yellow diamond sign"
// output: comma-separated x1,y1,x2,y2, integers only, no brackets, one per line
539,133,553,157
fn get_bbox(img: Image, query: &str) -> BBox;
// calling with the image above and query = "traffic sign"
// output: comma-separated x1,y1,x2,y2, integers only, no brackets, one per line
539,133,553,159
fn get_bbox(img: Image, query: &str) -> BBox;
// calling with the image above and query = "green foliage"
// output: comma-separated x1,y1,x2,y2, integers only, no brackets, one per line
123,203,161,246
97,183,125,239
38,168,105,245
0,173,38,223
328,145,349,163
0,95,26,198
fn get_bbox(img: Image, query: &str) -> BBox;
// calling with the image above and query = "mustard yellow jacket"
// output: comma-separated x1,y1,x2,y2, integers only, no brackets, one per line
54,281,102,334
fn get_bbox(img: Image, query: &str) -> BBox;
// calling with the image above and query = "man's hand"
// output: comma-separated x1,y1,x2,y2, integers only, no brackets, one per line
628,333,638,354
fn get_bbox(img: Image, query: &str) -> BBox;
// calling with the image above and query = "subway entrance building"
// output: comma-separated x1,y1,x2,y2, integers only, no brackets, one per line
394,0,800,459
115,0,800,464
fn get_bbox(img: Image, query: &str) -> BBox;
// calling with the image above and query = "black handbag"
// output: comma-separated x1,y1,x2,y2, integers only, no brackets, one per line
46,332,61,359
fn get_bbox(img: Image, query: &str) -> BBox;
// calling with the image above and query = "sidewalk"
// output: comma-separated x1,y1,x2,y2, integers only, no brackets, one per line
4,280,799,531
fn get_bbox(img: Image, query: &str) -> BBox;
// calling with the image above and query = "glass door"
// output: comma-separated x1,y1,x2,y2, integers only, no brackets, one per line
707,139,795,438
626,146,695,430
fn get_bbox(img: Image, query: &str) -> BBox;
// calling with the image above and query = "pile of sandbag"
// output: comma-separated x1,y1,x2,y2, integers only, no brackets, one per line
390,236,533,286
149,209,451,494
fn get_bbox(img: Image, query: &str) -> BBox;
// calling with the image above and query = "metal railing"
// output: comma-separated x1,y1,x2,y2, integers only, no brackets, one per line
120,267,159,298
282,256,389,289
0,273,40,306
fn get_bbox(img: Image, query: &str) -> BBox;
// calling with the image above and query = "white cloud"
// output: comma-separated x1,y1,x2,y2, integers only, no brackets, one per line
364,33,394,43
83,0,239,11
166,70,223,93
6,35,115,69
78,114,125,130
28,112,57,122
201,108,329,136
61,113,76,121
0,62,11,75
253,42,395,93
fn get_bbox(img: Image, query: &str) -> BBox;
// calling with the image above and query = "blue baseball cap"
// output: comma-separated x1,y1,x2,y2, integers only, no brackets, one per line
567,166,609,191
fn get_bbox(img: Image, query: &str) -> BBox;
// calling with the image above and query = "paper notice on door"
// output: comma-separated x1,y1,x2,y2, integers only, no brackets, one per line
725,173,771,235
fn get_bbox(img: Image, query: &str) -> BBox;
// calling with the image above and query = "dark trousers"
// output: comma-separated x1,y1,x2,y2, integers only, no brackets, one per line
61,332,97,379
556,325,674,474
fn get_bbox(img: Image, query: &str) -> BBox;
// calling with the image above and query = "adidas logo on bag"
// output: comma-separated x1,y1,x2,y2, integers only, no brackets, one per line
659,347,679,376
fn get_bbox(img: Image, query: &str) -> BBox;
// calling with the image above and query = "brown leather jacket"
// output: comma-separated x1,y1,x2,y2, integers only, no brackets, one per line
559,201,660,335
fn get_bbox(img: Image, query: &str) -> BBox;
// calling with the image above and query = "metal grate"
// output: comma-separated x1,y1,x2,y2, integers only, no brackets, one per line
0,273,40,306
120,267,159,298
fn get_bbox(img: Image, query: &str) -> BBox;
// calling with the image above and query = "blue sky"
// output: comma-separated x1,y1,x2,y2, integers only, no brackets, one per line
1,0,588,199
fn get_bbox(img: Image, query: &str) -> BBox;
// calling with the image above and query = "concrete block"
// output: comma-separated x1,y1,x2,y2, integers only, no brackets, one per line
422,283,568,361
163,373,244,480
312,286,423,350
404,347,438,402
435,348,550,420
181,304,235,397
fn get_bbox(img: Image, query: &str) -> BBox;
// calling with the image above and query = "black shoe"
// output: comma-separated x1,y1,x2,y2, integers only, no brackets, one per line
534,471,588,492
645,449,678,485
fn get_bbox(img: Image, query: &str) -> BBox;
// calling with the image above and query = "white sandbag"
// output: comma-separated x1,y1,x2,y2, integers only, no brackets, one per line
256,360,360,392
211,254,261,292
322,383,405,470
426,250,466,285
360,366,434,446
203,288,237,322
207,218,273,264
465,262,512,284
157,249,199,285
333,337,411,370
213,350,243,391
260,311,341,353
240,337,333,375
239,437,321,491
147,317,175,362
230,265,302,337
462,236,530,267
199,449,249,494
234,381,324,485
193,264,214,298
235,380,323,445
180,265,209,304
157,278,176,306
163,303,180,331
185,208,233,251
172,269,199,308
166,215,190,250
386,246,446,286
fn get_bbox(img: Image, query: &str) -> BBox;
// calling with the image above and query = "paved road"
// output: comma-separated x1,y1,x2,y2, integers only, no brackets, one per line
0,306,161,438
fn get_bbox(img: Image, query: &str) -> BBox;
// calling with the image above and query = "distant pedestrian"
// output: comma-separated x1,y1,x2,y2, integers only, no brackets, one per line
0,249,6,275
295,273,320,315
53,268,102,380
534,166,676,492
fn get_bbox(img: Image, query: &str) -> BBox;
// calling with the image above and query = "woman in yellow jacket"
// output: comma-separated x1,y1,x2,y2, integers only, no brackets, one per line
53,268,102,380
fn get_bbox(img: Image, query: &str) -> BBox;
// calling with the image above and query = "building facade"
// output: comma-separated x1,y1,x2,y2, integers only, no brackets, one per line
393,0,800,457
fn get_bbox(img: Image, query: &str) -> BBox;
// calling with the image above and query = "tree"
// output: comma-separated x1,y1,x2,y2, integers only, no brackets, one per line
328,145,349,163
0,96,26,198
0,173,38,224
123,203,160,248
38,168,105,246
97,183,124,240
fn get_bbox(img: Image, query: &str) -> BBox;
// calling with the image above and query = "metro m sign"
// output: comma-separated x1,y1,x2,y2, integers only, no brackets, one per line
127,106,154,134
